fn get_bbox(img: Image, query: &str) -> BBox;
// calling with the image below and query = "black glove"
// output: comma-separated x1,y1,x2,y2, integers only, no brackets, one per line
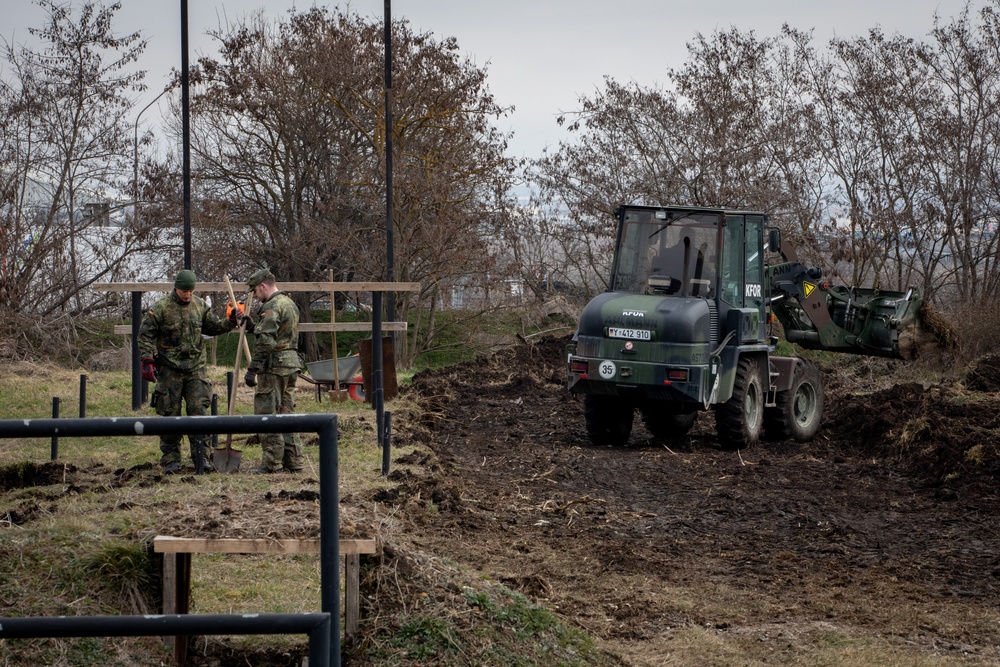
239,315,255,333
244,370,257,387
141,358,157,383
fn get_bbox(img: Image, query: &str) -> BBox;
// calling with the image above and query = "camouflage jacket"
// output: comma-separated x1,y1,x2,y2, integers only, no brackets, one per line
248,291,300,373
138,291,234,372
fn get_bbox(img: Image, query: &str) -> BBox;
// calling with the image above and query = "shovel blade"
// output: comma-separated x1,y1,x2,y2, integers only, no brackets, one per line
212,446,243,473
327,389,350,403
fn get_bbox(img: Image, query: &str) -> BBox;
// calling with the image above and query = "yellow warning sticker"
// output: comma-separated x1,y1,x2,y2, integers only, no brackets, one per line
803,281,816,298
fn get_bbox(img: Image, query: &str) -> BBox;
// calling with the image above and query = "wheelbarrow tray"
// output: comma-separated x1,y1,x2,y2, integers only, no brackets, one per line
306,356,362,384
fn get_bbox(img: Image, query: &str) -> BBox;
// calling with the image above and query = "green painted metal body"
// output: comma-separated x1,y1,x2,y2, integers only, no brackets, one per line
567,204,923,411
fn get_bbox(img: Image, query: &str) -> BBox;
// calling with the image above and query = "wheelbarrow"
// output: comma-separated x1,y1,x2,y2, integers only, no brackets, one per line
299,355,365,402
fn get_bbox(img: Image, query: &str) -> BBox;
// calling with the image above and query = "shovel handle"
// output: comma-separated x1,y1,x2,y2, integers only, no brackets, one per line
224,275,253,422
224,275,253,366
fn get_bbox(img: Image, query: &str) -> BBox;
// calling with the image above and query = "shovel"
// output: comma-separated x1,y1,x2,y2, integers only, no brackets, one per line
213,275,250,473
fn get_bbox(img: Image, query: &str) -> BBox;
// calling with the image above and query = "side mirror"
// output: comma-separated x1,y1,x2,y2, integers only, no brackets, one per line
767,228,781,254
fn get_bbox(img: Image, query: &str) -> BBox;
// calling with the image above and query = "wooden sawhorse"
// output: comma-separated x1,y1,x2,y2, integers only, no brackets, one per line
153,536,376,666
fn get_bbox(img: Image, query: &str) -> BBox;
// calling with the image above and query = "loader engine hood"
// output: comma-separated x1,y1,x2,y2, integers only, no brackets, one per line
576,292,713,344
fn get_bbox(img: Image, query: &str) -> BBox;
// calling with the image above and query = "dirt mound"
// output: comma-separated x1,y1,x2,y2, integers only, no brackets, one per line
373,335,1000,665
824,379,1000,489
0,461,77,491
964,353,1000,391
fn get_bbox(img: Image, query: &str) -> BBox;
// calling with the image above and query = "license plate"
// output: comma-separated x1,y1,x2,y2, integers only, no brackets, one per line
607,327,651,341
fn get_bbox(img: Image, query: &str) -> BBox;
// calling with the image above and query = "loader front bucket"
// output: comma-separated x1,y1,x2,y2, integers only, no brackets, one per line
779,284,948,360
847,286,926,360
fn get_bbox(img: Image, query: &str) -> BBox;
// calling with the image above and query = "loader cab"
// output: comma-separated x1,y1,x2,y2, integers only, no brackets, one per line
611,207,721,298
719,212,768,344
611,205,768,343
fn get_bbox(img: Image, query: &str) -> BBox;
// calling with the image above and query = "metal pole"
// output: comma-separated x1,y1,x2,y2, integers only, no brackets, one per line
131,291,142,410
194,435,205,475
382,411,391,476
78,375,87,418
0,414,340,665
211,393,218,449
384,0,396,328
50,397,59,460
372,292,384,447
318,417,340,667
0,613,332,667
180,0,192,269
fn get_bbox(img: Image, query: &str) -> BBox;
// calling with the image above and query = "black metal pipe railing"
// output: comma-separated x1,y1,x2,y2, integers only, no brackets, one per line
0,414,341,666
131,291,143,410
0,613,331,666
79,374,87,418
50,397,59,460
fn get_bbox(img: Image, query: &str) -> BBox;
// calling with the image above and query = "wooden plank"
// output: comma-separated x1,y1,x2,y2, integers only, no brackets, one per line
114,322,407,335
94,281,420,293
162,552,177,650
299,322,407,332
152,536,376,555
176,554,191,666
345,553,361,640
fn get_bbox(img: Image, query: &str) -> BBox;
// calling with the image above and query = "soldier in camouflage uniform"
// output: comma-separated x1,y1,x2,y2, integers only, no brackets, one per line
243,268,304,473
139,269,237,474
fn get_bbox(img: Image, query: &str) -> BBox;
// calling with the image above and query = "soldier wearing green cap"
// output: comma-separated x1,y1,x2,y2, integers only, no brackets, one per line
139,269,240,474
243,268,304,473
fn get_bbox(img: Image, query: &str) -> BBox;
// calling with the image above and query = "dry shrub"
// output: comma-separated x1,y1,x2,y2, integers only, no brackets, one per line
942,300,1000,362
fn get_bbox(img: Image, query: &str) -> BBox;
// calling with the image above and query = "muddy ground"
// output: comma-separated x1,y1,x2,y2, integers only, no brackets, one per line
6,336,1000,665
380,336,1000,665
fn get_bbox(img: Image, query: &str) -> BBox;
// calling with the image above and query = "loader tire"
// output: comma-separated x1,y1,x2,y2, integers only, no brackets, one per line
584,394,634,446
714,357,764,451
640,403,697,438
764,361,824,442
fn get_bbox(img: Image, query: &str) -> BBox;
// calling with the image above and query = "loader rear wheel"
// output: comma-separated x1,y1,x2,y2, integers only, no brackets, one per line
714,357,764,451
640,403,697,438
584,394,634,446
764,361,824,442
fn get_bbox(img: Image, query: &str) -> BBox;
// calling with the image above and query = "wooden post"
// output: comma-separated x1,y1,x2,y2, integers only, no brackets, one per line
153,537,376,648
346,554,361,638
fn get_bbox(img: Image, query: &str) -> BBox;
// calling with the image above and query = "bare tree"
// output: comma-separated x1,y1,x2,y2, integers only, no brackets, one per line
188,8,518,365
0,0,160,360
531,28,830,296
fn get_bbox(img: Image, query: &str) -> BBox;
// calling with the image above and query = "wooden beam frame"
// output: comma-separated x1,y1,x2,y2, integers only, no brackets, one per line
153,536,376,664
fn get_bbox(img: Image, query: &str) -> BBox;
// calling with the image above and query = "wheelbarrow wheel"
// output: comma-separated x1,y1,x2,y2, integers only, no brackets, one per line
348,375,365,402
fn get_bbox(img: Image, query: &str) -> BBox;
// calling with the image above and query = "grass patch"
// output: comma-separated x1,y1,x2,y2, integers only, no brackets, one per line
0,360,406,664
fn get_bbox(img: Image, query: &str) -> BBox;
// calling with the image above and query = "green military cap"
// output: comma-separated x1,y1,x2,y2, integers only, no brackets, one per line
174,269,197,290
246,268,274,289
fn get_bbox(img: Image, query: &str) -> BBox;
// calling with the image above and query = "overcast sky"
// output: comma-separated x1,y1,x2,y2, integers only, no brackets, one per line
3,0,978,160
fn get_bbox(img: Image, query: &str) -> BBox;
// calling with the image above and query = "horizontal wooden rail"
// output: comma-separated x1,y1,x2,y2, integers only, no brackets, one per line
152,536,376,555
113,322,407,335
94,281,420,293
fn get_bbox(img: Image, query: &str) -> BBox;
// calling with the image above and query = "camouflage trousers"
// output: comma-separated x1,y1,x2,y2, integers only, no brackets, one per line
151,365,212,466
254,370,304,472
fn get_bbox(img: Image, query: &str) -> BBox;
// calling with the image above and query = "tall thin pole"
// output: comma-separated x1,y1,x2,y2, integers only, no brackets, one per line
375,0,393,446
181,0,192,269
384,0,395,323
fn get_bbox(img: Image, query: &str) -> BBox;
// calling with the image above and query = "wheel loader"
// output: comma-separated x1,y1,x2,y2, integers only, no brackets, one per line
565,204,928,450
